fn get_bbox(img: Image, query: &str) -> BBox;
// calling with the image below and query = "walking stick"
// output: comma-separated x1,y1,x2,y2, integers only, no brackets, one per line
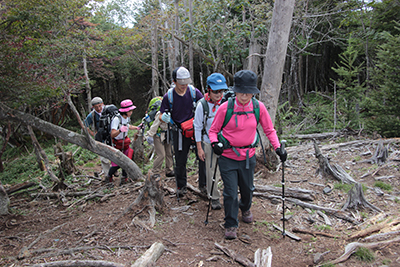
204,155,219,225
280,140,287,238
165,110,178,201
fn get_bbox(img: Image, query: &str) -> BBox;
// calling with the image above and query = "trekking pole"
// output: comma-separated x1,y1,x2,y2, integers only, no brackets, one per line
205,155,219,225
165,110,178,201
280,140,287,238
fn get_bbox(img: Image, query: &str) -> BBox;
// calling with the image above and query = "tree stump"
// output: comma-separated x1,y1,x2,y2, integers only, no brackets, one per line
313,140,356,184
361,141,388,165
342,183,382,212
54,143,77,175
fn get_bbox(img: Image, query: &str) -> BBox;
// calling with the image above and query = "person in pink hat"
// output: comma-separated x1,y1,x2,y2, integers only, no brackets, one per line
106,99,140,185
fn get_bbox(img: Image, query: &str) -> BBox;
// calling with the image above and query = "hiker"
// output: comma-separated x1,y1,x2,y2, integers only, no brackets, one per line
145,109,174,177
209,70,287,239
194,73,228,210
106,99,140,185
159,66,203,197
84,97,111,176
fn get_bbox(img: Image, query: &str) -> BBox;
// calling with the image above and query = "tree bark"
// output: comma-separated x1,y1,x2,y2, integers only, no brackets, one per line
260,0,296,124
151,18,159,97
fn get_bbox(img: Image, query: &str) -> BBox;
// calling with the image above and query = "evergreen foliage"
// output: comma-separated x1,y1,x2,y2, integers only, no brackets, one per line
363,29,400,137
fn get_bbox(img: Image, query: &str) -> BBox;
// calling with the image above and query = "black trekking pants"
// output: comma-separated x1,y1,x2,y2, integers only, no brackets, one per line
172,128,195,189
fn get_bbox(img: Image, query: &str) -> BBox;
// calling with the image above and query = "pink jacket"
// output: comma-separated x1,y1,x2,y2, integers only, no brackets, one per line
209,98,280,161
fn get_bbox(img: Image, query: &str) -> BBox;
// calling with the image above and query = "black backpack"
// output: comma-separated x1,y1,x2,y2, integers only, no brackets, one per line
95,104,121,145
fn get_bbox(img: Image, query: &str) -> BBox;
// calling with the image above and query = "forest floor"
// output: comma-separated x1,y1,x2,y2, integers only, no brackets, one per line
1,136,400,267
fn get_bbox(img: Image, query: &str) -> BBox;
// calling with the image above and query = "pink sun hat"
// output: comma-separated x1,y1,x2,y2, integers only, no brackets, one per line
119,99,136,112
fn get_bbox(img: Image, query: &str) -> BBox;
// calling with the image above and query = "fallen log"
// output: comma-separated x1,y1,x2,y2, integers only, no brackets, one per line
285,197,358,224
349,218,400,240
272,224,301,241
6,181,36,195
292,227,336,238
327,236,400,265
255,184,315,201
131,242,165,267
215,242,255,267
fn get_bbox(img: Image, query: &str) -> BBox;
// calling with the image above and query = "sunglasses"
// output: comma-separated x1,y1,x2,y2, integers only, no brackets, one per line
210,90,225,94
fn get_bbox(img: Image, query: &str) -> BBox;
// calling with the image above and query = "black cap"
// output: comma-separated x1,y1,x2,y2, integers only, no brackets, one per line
232,70,260,94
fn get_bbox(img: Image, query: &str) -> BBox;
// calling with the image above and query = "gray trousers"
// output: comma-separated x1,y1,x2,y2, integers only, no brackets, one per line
152,135,173,174
219,155,256,228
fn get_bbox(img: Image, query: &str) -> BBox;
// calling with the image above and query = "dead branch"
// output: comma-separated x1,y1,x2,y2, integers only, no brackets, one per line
6,181,36,195
285,197,358,224
272,224,301,241
349,218,400,240
328,236,400,265
255,184,315,201
21,245,151,261
215,242,255,267
131,242,165,267
291,227,336,238
18,222,67,259
29,260,124,267
342,183,382,213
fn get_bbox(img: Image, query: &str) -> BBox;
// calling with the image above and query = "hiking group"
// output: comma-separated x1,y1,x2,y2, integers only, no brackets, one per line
87,67,287,239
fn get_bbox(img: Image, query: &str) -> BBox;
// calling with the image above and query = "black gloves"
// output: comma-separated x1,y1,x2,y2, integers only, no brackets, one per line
275,147,287,162
212,142,224,156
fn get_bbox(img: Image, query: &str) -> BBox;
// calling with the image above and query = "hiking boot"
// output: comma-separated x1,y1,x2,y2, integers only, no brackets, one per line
102,175,113,184
225,227,237,240
211,199,221,210
120,176,128,185
242,210,253,223
176,186,187,197
199,186,207,196
166,171,175,177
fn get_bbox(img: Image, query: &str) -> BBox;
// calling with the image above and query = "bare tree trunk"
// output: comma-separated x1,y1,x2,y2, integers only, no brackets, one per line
159,0,167,93
0,122,11,172
188,0,194,79
151,18,159,97
83,54,91,112
260,0,296,124
258,0,295,159
173,0,180,68
247,34,261,75
27,125,60,184
27,125,45,171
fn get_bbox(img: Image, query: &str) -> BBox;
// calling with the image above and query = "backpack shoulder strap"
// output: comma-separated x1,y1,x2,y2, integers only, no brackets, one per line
252,97,260,124
167,88,174,111
199,98,209,118
188,84,197,103
222,97,235,129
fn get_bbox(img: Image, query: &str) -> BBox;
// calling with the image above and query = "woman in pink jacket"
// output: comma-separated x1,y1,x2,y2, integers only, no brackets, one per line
208,70,287,239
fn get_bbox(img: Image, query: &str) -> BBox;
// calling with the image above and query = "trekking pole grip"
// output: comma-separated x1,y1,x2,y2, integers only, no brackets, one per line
280,140,286,155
